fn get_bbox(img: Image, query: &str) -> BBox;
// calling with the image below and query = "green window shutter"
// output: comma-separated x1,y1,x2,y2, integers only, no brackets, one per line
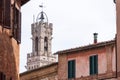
94,55,98,74
68,61,72,78
68,60,75,79
89,55,98,75
90,56,93,75
72,60,75,78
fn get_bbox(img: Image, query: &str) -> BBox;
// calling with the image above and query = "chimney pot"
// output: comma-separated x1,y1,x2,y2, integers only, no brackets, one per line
93,33,98,44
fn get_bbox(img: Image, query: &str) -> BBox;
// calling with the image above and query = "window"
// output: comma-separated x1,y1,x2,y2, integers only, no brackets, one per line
0,0,10,28
68,60,75,79
44,37,48,51
0,0,3,24
0,72,6,80
12,6,21,43
89,55,98,75
4,0,11,28
35,37,38,55
10,77,12,80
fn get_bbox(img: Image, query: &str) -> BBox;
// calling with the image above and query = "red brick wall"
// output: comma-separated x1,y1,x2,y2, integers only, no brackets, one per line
0,26,19,80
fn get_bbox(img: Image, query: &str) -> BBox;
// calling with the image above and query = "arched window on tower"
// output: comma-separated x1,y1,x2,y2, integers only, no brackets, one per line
44,37,48,51
35,37,38,55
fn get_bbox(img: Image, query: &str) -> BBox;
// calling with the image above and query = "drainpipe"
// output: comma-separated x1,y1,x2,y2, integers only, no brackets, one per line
115,34,118,78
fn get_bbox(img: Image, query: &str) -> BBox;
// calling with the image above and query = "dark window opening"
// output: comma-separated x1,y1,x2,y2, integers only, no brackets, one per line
89,55,98,75
44,37,48,51
0,0,11,28
4,0,11,28
35,37,38,55
0,0,3,25
0,72,6,80
68,60,75,79
10,77,12,80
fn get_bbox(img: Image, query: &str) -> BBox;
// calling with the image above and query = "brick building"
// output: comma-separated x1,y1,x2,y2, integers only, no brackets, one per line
20,62,58,80
55,36,117,80
0,0,29,80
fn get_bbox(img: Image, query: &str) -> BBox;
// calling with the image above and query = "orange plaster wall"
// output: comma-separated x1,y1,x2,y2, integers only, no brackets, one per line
67,46,115,78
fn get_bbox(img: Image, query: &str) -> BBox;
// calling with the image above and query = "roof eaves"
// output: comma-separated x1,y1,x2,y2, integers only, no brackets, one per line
20,62,58,76
54,40,115,55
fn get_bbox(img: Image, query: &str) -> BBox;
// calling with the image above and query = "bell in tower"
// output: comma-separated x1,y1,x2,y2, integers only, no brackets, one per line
40,11,45,20
26,5,56,71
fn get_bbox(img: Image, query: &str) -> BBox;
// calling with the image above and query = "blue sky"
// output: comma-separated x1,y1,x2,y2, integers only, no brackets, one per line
20,0,116,73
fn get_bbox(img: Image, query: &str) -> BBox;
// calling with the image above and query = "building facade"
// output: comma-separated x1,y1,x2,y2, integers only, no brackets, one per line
55,39,117,80
0,0,29,80
26,11,56,71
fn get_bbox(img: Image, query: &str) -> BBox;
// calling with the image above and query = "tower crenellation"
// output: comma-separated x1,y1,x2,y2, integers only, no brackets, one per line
26,6,56,71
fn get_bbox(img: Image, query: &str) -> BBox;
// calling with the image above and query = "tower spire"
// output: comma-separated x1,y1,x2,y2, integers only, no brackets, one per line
36,3,48,23
39,4,44,21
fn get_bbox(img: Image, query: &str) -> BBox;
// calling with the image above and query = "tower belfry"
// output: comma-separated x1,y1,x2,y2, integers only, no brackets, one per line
26,5,56,71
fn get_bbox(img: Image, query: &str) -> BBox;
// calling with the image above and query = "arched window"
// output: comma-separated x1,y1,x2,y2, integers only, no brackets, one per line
44,37,48,51
35,37,38,55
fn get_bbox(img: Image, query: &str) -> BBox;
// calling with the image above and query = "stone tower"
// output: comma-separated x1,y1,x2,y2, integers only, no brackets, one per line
26,10,56,71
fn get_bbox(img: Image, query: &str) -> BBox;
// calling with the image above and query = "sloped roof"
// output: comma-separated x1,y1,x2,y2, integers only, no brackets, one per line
21,0,30,6
20,62,58,76
54,40,115,55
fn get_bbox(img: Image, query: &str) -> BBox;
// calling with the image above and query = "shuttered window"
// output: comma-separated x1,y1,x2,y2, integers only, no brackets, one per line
0,0,3,24
0,0,11,28
89,55,98,75
4,0,11,28
13,6,21,44
68,60,75,79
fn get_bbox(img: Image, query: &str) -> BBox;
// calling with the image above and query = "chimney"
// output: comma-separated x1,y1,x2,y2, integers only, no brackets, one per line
93,33,98,44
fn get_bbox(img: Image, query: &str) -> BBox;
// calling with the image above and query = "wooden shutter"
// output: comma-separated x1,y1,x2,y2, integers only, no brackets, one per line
17,11,21,43
13,6,21,44
68,60,75,79
89,55,98,75
0,0,3,24
4,0,11,28
68,61,72,78
90,56,93,75
94,55,98,74
72,60,75,78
